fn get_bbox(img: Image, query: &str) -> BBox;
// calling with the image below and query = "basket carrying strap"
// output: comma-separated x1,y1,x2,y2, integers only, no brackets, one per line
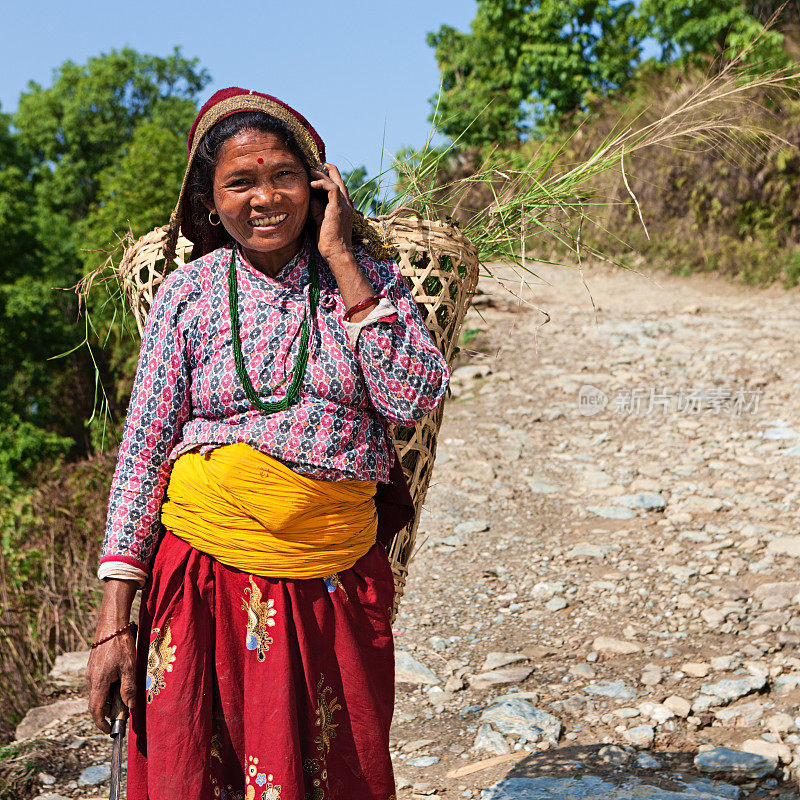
375,457,414,548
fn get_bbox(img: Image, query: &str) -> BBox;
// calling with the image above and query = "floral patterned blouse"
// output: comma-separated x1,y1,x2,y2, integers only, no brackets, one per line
100,240,449,575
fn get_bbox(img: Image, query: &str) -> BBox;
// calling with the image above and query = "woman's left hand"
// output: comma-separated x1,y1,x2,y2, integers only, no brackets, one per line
309,164,355,266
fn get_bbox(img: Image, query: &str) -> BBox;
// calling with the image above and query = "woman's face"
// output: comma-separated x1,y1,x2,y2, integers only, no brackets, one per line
208,129,310,274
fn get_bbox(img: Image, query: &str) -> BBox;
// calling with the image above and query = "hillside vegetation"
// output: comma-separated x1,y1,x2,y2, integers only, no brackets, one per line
524,62,800,285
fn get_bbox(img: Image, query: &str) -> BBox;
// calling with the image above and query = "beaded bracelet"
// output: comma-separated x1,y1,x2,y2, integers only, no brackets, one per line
91,621,134,649
343,295,381,322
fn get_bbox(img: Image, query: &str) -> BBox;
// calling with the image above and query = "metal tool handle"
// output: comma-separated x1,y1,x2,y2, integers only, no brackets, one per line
109,681,128,737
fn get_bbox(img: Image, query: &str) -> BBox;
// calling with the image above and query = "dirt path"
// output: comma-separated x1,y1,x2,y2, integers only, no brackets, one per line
390,262,800,799
9,263,800,800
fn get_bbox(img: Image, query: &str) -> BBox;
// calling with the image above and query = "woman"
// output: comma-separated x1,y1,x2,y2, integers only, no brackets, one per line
86,87,449,800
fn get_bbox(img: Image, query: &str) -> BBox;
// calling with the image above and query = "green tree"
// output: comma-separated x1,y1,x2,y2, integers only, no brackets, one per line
0,278,75,485
428,0,644,147
0,110,38,281
78,113,193,411
14,47,208,284
0,109,75,474
0,49,209,485
640,0,786,66
79,113,191,272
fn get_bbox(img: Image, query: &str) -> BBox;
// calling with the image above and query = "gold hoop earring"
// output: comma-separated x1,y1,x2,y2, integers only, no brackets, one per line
208,211,221,226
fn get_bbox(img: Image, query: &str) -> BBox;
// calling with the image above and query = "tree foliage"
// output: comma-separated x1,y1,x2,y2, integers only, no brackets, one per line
80,119,188,267
14,47,208,282
640,0,787,66
428,0,791,148
0,113,38,282
0,48,209,487
428,0,644,146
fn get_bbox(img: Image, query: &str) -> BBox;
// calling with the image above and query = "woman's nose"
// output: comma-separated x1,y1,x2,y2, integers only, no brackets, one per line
251,183,281,205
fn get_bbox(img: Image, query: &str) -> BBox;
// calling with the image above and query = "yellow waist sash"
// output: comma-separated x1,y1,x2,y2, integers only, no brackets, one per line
160,443,378,578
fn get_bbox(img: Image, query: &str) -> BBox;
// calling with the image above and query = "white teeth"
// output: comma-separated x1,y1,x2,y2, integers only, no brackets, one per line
250,214,287,227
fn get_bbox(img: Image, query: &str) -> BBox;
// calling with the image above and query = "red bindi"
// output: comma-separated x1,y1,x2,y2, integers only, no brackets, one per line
257,157,263,164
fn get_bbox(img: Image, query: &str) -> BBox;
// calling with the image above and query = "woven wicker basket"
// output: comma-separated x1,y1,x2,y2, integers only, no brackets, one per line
117,216,479,619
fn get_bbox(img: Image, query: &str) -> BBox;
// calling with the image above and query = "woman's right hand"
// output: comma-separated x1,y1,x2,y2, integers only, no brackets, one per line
86,579,139,733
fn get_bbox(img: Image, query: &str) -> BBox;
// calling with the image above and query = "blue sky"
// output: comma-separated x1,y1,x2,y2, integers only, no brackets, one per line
1,0,478,177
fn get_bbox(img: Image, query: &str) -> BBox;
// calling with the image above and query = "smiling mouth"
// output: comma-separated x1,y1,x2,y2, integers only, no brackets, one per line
249,213,288,228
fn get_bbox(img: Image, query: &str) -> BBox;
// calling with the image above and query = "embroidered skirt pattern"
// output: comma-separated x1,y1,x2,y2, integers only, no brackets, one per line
128,532,396,800
145,618,176,703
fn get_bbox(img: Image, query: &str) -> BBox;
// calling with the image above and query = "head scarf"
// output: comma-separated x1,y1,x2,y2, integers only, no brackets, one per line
164,87,390,263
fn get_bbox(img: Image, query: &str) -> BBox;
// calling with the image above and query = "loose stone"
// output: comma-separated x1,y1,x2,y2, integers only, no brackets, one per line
47,650,90,691
764,712,795,734
638,701,675,725
623,725,655,748
591,637,642,655
480,652,529,672
714,701,764,727
480,698,562,744
636,752,661,769
766,535,800,557
454,519,490,536
740,739,792,765
699,675,766,704
692,694,721,713
78,764,112,787
583,680,638,700
613,492,667,511
694,747,775,779
545,596,569,612
662,696,691,718
395,651,441,685
681,662,711,678
640,669,662,686
407,756,440,767
470,666,534,689
473,724,510,755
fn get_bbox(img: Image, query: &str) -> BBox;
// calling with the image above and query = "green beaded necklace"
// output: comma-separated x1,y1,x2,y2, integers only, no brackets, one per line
228,245,319,415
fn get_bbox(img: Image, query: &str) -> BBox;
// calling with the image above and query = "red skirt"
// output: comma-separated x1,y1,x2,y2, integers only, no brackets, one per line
128,532,397,800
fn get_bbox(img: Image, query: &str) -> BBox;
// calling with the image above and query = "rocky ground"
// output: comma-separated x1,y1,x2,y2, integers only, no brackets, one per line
7,261,800,799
